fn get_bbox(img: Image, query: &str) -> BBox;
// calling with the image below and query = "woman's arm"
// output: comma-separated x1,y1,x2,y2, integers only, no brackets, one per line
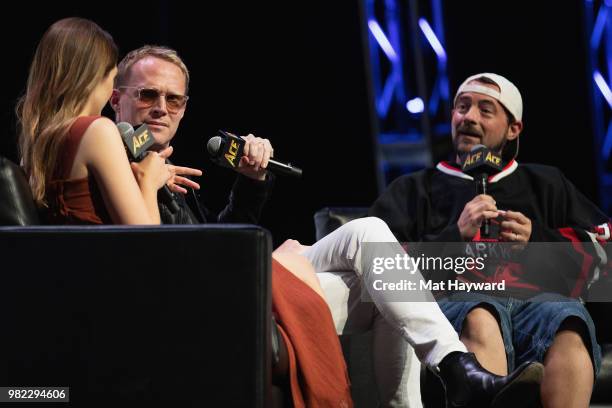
76,117,169,224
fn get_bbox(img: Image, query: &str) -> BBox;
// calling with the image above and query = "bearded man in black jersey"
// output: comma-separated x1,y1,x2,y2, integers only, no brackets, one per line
370,73,612,408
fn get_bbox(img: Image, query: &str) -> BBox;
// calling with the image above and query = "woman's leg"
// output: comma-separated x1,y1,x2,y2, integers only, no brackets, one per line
273,251,326,300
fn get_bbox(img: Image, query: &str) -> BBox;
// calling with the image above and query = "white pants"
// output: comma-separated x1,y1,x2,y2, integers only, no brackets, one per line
303,217,467,408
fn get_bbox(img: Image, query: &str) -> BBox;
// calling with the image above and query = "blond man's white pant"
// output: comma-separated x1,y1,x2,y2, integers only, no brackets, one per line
303,217,467,408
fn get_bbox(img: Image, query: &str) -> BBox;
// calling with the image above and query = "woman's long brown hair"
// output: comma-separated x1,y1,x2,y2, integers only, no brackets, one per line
16,17,118,206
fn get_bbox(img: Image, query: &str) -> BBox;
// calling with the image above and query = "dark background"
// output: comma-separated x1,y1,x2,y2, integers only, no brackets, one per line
1,1,601,246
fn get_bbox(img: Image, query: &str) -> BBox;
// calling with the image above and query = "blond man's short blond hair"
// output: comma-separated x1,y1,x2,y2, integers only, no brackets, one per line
115,45,190,92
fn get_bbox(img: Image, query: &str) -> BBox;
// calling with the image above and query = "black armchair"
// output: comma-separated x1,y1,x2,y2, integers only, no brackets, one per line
0,155,39,225
0,224,274,407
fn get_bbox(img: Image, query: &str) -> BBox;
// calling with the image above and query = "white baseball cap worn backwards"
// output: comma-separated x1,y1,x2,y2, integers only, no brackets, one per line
454,72,523,122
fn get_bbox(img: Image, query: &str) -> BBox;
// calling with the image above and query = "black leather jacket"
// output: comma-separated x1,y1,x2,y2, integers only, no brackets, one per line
159,173,273,225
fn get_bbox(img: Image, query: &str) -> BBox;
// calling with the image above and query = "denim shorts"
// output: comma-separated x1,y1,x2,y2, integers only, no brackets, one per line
439,292,602,375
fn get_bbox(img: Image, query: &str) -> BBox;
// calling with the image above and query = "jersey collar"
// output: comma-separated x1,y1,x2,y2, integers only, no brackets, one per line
436,159,518,183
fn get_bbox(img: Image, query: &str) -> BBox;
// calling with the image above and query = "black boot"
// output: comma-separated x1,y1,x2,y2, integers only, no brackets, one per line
437,352,543,408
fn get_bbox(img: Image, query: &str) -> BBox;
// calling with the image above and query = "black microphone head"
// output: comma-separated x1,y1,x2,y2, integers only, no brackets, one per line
461,144,503,176
117,122,134,160
470,144,486,152
206,136,224,158
118,123,154,160
117,122,134,138
206,131,244,169
458,144,486,164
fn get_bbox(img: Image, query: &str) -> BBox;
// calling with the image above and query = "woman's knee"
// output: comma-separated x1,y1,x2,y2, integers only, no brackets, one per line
273,252,324,297
274,252,314,273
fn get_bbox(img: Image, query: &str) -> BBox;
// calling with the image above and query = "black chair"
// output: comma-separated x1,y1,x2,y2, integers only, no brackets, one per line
0,155,39,225
314,207,612,406
0,155,281,407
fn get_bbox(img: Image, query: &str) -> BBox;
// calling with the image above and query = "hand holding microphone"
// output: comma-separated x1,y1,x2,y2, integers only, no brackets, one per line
459,145,532,242
459,144,503,239
130,147,173,191
117,122,180,212
239,133,275,181
457,194,499,241
207,130,302,178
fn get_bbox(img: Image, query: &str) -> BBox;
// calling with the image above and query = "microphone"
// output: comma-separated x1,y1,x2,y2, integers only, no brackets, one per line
116,122,180,213
206,130,302,177
461,144,503,238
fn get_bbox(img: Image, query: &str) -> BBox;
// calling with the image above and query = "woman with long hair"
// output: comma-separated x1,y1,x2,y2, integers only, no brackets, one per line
17,17,170,224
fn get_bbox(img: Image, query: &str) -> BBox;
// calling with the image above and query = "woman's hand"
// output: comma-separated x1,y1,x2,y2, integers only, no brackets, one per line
130,146,173,191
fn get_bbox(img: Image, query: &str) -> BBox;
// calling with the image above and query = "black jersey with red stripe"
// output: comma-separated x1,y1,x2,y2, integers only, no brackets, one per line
369,161,611,297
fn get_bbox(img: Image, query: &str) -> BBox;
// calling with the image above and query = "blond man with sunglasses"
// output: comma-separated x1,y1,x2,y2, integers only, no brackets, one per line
111,46,274,224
